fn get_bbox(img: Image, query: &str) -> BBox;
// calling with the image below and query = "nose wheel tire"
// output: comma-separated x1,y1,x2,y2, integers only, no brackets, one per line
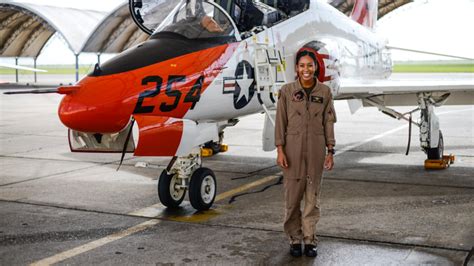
158,170,186,208
189,168,216,211
427,131,444,160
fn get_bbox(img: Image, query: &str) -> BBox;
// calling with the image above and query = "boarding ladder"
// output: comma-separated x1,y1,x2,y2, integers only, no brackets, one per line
251,36,287,126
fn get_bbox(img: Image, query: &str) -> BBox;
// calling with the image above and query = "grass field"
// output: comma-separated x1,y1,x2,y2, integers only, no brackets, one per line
1,63,473,75
0,65,92,75
393,64,474,73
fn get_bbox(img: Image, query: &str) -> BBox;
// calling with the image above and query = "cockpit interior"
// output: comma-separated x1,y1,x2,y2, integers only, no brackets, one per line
215,0,309,32
131,0,310,40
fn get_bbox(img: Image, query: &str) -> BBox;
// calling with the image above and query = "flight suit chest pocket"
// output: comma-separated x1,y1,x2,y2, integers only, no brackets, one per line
288,99,305,117
287,99,305,129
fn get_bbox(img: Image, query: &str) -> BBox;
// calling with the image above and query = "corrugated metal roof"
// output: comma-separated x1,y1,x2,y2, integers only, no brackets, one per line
0,1,413,57
329,0,413,19
0,2,105,57
81,2,148,54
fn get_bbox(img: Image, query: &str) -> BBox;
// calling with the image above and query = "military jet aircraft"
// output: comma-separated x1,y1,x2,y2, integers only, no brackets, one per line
6,0,473,211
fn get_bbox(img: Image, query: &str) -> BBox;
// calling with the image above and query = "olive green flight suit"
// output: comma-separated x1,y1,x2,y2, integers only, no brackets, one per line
275,79,337,245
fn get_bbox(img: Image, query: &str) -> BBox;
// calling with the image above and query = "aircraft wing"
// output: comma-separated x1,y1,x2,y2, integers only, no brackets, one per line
337,77,474,110
0,62,47,72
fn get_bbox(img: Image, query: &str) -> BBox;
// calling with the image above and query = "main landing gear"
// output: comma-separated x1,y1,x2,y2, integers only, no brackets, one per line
418,93,455,169
158,140,226,211
364,92,455,169
418,93,443,160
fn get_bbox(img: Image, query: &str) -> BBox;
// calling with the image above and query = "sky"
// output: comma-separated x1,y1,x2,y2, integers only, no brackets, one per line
376,0,474,61
1,0,474,66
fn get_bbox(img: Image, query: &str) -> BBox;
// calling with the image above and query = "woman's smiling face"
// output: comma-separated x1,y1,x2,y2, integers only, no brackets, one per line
296,55,317,83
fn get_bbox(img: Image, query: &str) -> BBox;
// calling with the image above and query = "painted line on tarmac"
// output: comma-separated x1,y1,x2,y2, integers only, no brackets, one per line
27,108,473,265
29,174,280,266
337,107,473,156
125,175,280,221
29,220,160,266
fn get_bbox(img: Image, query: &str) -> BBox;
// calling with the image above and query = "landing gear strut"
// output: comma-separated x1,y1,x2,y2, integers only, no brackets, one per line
157,150,217,211
364,92,450,163
418,92,444,160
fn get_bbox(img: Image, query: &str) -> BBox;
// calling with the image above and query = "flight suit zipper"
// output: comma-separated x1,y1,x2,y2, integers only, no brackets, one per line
306,93,310,182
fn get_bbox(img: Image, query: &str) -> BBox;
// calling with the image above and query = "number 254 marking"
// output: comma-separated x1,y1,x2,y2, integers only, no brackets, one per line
133,75,204,114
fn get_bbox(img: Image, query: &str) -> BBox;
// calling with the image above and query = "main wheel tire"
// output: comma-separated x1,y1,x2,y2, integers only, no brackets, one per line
427,131,444,160
189,168,216,211
158,170,186,208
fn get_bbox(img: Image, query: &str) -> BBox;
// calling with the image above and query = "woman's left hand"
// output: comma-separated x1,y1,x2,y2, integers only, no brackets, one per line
324,154,334,171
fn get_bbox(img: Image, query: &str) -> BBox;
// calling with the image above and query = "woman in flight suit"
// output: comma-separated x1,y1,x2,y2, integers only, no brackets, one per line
275,49,336,257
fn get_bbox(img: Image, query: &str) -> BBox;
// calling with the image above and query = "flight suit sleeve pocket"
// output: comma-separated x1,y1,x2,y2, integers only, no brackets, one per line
325,104,337,123
323,94,337,146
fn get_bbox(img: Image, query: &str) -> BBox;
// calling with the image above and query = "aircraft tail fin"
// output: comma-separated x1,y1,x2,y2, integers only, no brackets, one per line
350,0,378,29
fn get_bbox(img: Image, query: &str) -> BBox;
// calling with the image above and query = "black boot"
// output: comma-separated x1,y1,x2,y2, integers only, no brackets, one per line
304,244,318,257
289,244,302,257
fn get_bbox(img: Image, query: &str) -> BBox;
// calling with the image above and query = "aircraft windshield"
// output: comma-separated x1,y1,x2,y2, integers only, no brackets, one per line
152,1,236,40
133,0,178,34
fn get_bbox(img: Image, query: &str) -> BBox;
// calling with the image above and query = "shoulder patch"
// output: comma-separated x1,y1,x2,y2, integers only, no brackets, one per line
292,90,305,102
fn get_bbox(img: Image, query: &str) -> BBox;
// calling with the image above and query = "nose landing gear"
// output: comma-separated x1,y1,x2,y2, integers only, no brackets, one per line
189,168,217,210
158,170,186,208
157,150,218,211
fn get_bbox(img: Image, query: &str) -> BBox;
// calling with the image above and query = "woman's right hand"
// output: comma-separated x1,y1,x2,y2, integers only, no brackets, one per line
277,148,289,169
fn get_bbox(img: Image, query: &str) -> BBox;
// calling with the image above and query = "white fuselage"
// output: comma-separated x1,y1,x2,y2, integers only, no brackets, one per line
185,0,392,122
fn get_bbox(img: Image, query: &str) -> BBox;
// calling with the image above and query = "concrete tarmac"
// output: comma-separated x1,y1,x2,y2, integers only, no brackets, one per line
0,79,473,265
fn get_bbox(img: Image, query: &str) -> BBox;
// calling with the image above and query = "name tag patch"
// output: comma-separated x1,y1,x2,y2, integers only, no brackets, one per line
311,96,323,103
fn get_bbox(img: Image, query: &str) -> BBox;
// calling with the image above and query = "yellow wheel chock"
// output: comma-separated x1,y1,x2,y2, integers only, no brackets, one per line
424,154,455,170
201,148,213,157
201,144,229,157
219,144,229,153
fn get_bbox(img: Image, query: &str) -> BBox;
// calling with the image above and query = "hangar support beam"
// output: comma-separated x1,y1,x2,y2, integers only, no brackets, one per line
329,0,413,19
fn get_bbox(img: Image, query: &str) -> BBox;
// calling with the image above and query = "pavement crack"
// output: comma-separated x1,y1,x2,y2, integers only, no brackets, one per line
202,222,472,254
324,177,474,190
315,233,471,253
0,154,119,164
0,132,64,137
0,228,127,246
463,246,474,266
1,199,471,254
6,143,66,156
0,199,150,222
0,158,133,187
337,149,474,158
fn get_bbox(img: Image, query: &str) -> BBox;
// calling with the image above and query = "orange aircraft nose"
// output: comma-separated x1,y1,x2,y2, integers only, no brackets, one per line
58,76,132,133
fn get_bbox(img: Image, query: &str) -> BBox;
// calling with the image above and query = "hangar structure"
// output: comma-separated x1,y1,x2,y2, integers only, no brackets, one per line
328,0,413,19
0,2,105,82
81,3,148,56
1,0,412,83
83,0,414,55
